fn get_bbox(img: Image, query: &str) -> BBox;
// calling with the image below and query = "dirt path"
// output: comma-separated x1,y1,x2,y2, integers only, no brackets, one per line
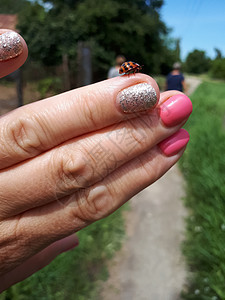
100,76,201,300
185,76,202,95
101,167,187,300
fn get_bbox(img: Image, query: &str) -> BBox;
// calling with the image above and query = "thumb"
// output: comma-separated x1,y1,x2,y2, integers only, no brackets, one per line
0,30,28,78
0,234,79,293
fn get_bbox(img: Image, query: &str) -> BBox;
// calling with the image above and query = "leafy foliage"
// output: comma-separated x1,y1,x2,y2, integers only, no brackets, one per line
16,0,179,80
185,49,211,74
180,82,225,299
214,48,223,60
37,77,62,98
210,58,225,80
18,2,66,65
0,0,27,13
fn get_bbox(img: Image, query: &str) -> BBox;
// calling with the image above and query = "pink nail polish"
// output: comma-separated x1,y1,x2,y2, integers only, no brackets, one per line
159,129,190,156
160,94,193,127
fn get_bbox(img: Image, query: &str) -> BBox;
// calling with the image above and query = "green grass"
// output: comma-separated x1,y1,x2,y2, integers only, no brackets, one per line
153,75,166,91
180,81,225,299
0,206,127,300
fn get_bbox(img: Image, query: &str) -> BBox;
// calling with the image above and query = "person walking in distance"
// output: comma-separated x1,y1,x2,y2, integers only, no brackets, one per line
108,55,126,78
165,62,186,93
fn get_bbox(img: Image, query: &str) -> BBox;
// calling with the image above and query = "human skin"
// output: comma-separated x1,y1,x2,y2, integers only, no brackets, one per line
0,30,192,292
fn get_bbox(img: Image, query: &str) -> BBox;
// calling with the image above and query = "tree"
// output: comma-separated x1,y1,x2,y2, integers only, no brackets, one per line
0,0,27,13
175,38,181,62
210,58,225,79
17,0,178,84
158,37,181,75
214,48,223,60
185,49,211,74
210,48,225,79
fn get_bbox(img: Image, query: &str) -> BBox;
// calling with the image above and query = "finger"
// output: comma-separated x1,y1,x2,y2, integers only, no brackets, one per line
0,234,78,287
0,30,28,78
0,74,159,169
0,93,192,218
159,90,192,127
58,131,189,224
2,130,188,270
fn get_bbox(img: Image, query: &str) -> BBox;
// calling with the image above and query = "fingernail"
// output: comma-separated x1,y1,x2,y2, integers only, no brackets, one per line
0,31,23,62
159,129,190,156
160,94,192,127
60,234,79,253
117,83,158,113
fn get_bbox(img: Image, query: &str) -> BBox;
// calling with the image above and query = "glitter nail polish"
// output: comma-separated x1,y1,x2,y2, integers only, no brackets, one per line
117,83,158,113
0,31,23,62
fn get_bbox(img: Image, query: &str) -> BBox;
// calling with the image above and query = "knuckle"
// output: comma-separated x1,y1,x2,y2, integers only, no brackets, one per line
136,154,155,179
81,95,101,129
136,150,162,184
0,217,25,274
4,113,46,157
53,147,95,194
70,185,114,223
128,124,148,149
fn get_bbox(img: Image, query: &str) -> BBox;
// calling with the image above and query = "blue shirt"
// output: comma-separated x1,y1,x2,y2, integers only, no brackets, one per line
166,73,184,92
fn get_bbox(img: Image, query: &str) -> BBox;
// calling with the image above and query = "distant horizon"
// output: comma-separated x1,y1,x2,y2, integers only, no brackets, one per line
162,0,225,60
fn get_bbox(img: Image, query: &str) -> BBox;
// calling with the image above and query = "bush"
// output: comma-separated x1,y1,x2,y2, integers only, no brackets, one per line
185,49,211,74
37,77,63,98
210,58,225,80
180,82,225,299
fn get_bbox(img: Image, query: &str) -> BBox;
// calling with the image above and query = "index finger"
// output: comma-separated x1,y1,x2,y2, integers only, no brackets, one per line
0,29,28,78
0,74,159,169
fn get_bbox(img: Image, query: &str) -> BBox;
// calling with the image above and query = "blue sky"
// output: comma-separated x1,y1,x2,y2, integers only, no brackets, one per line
161,0,225,60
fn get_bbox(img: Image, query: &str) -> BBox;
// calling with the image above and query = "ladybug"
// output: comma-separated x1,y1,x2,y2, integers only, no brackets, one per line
119,61,142,75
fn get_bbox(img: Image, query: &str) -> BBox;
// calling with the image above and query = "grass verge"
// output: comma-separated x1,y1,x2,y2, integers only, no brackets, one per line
180,81,225,299
0,206,126,300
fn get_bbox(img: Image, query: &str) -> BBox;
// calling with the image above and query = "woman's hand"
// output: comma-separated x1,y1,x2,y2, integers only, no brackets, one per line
0,30,192,292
